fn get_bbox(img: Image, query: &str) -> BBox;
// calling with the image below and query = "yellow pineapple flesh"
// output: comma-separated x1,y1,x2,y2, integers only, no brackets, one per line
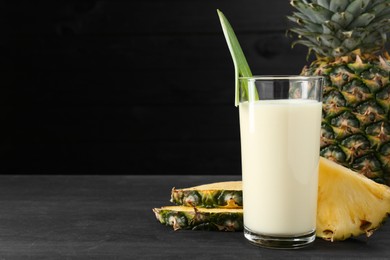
317,157,390,241
155,157,390,241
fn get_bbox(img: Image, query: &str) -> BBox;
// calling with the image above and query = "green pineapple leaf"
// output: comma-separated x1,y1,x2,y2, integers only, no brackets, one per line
217,9,254,106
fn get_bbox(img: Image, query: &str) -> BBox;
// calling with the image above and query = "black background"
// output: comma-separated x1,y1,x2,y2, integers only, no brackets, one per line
2,0,309,174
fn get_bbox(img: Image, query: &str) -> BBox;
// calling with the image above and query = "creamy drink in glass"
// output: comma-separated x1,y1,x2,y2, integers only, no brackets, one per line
239,76,323,249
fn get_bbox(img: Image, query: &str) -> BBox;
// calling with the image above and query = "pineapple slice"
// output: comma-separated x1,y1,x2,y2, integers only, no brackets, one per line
156,157,390,241
153,206,243,231
170,181,242,208
317,157,390,241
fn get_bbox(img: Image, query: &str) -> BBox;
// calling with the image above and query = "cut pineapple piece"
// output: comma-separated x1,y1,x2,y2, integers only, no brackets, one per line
317,157,390,241
170,181,242,208
156,157,390,241
153,206,243,231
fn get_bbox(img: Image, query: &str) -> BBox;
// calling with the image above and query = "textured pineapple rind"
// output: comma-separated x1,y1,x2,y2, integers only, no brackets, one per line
170,188,243,209
317,157,390,241
288,0,390,185
304,54,390,186
153,207,243,232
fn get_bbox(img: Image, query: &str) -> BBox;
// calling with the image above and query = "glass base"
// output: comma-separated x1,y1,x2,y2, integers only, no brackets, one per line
244,226,315,249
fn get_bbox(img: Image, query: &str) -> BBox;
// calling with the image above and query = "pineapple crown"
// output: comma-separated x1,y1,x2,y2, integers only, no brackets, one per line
288,0,390,58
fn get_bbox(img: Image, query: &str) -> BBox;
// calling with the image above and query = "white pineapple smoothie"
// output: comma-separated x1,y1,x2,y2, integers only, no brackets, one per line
239,99,322,236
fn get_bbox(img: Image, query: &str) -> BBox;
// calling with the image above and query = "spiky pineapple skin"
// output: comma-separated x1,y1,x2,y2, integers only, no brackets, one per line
287,0,390,185
170,188,242,208
302,53,390,185
153,207,243,231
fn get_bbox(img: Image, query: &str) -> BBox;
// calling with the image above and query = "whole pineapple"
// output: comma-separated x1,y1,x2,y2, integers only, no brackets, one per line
288,0,390,185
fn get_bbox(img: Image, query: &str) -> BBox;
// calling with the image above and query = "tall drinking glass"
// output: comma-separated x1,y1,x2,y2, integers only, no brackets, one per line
239,76,323,249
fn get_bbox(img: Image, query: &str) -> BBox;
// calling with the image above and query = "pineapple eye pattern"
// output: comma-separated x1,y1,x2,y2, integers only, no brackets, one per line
183,192,201,207
340,135,371,162
331,111,359,128
320,145,346,163
355,101,386,124
380,143,390,157
217,191,243,207
330,111,360,138
323,91,347,117
167,213,188,230
342,80,371,105
330,66,355,87
216,213,243,232
352,154,382,180
361,67,389,91
341,135,370,150
320,123,335,148
365,121,390,143
376,86,390,105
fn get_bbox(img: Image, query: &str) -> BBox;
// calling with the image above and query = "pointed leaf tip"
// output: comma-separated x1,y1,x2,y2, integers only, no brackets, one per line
217,9,255,106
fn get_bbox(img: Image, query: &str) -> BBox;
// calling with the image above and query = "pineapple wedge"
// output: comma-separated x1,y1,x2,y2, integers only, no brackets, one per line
154,157,390,241
318,157,390,241
170,181,242,208
153,206,243,231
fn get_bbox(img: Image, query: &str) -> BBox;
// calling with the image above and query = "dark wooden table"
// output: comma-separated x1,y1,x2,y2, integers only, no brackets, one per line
0,175,389,259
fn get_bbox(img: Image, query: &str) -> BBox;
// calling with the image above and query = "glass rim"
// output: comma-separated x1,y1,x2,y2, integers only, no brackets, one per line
239,75,323,80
